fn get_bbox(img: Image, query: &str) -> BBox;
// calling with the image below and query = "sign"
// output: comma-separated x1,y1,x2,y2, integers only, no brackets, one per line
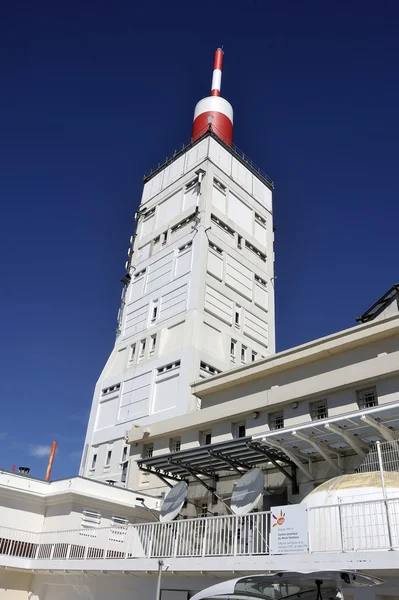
270,504,308,554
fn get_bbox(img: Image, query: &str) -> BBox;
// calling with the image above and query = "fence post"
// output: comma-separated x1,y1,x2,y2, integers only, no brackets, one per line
338,503,345,552
377,441,394,550
202,519,208,557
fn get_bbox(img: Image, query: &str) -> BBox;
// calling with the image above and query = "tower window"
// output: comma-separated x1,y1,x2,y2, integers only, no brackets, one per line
162,231,168,245
237,235,243,249
150,334,157,356
252,351,257,362
255,274,267,287
121,446,128,463
234,307,241,328
90,453,97,471
150,300,158,323
230,339,237,361
138,339,146,360
241,345,247,363
129,343,136,363
105,449,112,468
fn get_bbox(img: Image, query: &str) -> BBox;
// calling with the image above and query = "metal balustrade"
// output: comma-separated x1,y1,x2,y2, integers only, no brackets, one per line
2,497,399,564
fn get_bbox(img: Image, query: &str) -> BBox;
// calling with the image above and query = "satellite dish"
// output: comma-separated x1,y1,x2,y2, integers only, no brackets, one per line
160,481,188,522
230,468,264,515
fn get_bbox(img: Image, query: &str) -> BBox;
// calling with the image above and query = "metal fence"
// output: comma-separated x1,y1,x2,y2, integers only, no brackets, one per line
2,496,399,564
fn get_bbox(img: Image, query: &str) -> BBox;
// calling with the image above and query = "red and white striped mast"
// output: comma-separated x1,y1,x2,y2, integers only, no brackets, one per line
192,48,234,146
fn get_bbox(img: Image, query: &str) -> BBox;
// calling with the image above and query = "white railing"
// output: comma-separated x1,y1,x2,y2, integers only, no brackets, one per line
1,496,399,563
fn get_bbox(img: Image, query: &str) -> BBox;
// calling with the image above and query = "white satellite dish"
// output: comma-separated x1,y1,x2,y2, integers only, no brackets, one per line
160,481,188,522
230,468,264,515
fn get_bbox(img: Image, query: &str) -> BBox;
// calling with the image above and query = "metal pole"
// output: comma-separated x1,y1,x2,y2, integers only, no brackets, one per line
155,560,164,600
376,441,393,550
376,441,387,499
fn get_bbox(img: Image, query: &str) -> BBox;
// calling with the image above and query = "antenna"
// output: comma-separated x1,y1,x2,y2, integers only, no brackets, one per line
192,48,234,146
211,48,223,97
160,481,188,522
230,468,264,515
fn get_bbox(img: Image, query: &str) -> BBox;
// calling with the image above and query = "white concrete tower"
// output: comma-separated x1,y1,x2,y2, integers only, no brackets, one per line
80,49,275,486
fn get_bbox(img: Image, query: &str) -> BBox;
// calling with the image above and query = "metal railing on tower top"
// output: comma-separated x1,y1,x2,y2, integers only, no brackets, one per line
143,128,274,190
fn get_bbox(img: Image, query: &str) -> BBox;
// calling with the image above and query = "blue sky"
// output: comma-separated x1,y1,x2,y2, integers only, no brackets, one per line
1,0,399,479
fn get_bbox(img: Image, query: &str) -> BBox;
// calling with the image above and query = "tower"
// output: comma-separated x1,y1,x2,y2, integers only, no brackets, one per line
80,49,275,486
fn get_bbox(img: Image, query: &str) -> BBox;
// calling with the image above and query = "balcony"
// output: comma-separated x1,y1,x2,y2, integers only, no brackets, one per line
2,495,399,574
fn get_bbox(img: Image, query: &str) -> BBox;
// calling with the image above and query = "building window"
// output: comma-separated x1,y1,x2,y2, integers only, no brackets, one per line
110,516,129,541
134,268,146,279
129,344,136,363
138,339,146,360
269,411,284,431
170,437,181,453
199,361,221,378
150,334,157,356
310,399,328,421
142,443,153,459
162,231,168,245
230,339,237,362
102,383,121,395
245,241,266,262
105,449,112,468
121,446,128,463
255,213,266,226
211,214,234,236
90,453,97,471
252,351,257,362
255,274,267,287
214,178,226,192
80,510,101,537
241,345,247,364
178,241,193,253
357,387,378,409
234,307,241,328
233,423,246,439
209,242,223,255
157,360,181,375
121,460,128,484
199,502,208,517
237,235,243,249
150,301,158,323
201,431,212,446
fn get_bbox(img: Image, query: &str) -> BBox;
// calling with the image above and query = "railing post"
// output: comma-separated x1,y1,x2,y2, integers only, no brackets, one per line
377,441,394,550
385,499,394,551
337,504,345,552
147,524,154,558
173,522,179,558
202,519,208,557
233,516,238,556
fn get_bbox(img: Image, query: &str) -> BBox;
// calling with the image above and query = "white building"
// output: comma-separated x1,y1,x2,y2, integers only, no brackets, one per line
2,49,399,599
80,95,275,488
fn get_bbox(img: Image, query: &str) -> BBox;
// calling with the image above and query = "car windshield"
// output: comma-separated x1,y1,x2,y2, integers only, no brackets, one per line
235,580,316,599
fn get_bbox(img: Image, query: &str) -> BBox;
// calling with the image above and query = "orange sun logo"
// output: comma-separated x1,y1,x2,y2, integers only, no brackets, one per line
272,510,286,527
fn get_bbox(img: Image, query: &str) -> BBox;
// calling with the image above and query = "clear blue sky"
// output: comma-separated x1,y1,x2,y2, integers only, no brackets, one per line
1,0,398,479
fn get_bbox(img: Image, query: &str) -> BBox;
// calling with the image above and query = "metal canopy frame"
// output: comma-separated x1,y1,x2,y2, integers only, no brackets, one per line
253,401,399,473
356,283,399,323
137,436,298,496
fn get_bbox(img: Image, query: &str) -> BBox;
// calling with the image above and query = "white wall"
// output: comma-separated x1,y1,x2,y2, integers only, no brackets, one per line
81,135,275,486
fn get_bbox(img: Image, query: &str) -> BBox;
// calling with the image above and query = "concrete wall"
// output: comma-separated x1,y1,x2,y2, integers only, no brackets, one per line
0,571,32,600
